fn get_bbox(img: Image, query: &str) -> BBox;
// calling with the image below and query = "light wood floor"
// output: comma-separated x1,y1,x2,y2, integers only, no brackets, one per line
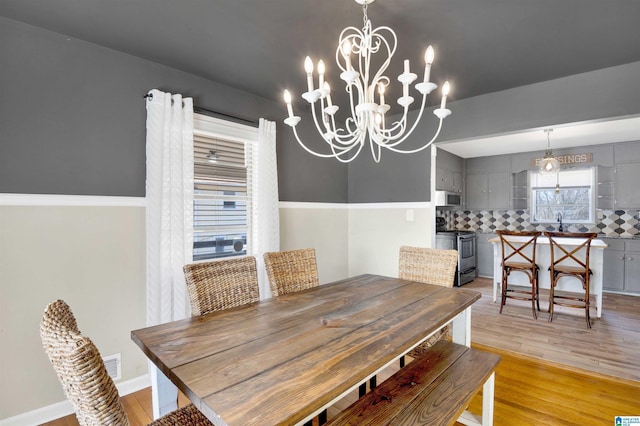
43,278,640,426
467,277,640,383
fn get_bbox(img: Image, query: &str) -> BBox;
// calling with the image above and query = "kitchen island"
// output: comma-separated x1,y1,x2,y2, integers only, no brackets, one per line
489,235,608,317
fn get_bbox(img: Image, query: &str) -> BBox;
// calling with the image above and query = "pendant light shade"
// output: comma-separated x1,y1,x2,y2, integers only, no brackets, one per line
539,129,560,175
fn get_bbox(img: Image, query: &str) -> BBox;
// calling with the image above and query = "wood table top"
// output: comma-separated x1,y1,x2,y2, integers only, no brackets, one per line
131,274,481,426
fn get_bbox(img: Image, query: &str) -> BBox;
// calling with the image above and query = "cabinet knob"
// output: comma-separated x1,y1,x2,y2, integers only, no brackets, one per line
629,257,634,261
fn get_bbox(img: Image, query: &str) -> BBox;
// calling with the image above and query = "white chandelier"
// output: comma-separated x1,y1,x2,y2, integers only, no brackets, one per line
283,0,452,163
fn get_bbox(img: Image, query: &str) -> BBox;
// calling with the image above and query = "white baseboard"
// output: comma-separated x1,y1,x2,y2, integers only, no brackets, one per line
0,375,150,426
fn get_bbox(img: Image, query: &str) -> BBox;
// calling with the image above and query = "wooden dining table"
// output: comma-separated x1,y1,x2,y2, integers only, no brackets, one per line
131,274,481,426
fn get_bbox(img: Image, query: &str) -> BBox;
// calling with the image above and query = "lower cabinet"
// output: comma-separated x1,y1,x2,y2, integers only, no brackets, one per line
602,238,640,294
476,233,495,278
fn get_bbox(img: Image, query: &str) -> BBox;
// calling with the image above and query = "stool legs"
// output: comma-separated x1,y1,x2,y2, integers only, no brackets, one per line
549,273,591,329
499,266,539,319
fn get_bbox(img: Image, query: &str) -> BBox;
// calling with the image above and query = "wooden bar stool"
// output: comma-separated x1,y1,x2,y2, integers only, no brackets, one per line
545,231,598,328
496,230,542,319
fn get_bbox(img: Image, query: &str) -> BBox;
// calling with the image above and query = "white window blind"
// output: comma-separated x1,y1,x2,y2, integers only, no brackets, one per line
193,133,249,261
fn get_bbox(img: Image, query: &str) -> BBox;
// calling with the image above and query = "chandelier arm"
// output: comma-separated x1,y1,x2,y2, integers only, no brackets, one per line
310,101,366,160
331,135,367,163
384,118,444,154
373,91,431,148
333,126,364,146
372,109,409,142
370,137,382,163
290,126,353,159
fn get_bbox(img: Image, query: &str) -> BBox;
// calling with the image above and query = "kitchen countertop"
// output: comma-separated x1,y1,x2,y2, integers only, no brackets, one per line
465,231,640,239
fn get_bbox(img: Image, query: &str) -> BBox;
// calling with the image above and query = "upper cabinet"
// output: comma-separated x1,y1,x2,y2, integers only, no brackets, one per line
465,171,512,210
596,165,615,210
458,141,640,211
615,163,640,209
614,141,640,209
465,156,512,210
512,170,528,210
435,148,463,193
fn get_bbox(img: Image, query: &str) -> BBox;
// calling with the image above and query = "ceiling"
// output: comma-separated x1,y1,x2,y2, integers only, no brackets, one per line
439,115,640,158
2,0,639,157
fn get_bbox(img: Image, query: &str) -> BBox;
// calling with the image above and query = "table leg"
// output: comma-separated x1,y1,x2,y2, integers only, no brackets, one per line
149,362,178,418
451,307,471,347
492,244,500,303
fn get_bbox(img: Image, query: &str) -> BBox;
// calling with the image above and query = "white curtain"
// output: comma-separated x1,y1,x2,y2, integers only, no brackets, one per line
145,88,194,325
249,118,280,299
145,89,193,418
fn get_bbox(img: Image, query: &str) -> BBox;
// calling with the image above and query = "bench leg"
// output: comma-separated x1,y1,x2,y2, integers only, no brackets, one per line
482,372,495,426
457,371,496,426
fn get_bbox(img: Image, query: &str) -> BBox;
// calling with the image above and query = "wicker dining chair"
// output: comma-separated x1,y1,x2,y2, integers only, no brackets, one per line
263,248,319,297
183,256,260,316
40,299,213,426
399,246,459,358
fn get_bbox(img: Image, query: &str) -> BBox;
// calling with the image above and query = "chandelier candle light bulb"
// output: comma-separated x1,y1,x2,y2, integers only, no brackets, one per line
441,81,450,109
305,56,314,92
283,0,453,163
424,46,434,82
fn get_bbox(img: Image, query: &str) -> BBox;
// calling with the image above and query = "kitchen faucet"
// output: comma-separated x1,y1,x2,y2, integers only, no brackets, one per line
557,212,563,232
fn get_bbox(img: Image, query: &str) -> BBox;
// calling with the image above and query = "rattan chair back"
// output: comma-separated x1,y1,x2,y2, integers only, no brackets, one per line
41,300,129,426
41,300,214,425
398,246,458,357
183,256,260,316
398,246,458,288
264,248,319,297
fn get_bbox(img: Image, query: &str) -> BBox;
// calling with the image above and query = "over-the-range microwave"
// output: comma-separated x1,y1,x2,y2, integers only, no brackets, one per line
434,191,462,207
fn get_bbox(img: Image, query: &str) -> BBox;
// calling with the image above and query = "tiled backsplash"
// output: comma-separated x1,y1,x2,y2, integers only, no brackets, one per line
438,209,640,237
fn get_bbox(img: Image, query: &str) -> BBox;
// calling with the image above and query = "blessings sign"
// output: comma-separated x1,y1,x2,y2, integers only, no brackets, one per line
531,153,593,168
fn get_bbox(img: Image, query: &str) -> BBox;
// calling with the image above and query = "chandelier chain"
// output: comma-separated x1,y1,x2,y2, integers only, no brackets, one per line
362,2,368,26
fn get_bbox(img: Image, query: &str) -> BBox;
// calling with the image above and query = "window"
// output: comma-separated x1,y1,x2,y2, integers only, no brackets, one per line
192,114,258,261
530,167,594,224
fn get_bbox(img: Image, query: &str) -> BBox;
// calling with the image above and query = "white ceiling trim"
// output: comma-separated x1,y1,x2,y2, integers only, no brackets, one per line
436,115,640,158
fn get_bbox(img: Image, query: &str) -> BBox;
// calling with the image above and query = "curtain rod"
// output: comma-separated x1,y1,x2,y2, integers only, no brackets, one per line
143,93,258,127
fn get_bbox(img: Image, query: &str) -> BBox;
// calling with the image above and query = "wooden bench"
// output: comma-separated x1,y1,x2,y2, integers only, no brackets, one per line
326,341,501,426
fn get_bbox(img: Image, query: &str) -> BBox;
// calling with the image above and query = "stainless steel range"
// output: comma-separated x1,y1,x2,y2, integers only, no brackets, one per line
435,229,477,286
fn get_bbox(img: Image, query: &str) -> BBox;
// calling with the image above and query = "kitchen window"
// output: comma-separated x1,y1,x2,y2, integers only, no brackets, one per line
530,167,595,224
192,114,258,261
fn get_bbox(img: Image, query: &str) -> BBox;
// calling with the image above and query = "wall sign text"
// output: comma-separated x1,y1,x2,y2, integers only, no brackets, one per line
531,153,593,168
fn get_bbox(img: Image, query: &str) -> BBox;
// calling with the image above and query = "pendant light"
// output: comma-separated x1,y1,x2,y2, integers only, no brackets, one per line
539,129,560,175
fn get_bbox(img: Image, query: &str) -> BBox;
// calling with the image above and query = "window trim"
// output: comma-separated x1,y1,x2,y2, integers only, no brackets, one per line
529,167,595,225
192,113,258,262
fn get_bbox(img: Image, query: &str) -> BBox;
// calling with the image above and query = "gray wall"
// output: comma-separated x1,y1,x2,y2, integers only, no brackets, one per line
3,15,638,205
0,17,347,202
436,61,640,143
346,61,640,203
